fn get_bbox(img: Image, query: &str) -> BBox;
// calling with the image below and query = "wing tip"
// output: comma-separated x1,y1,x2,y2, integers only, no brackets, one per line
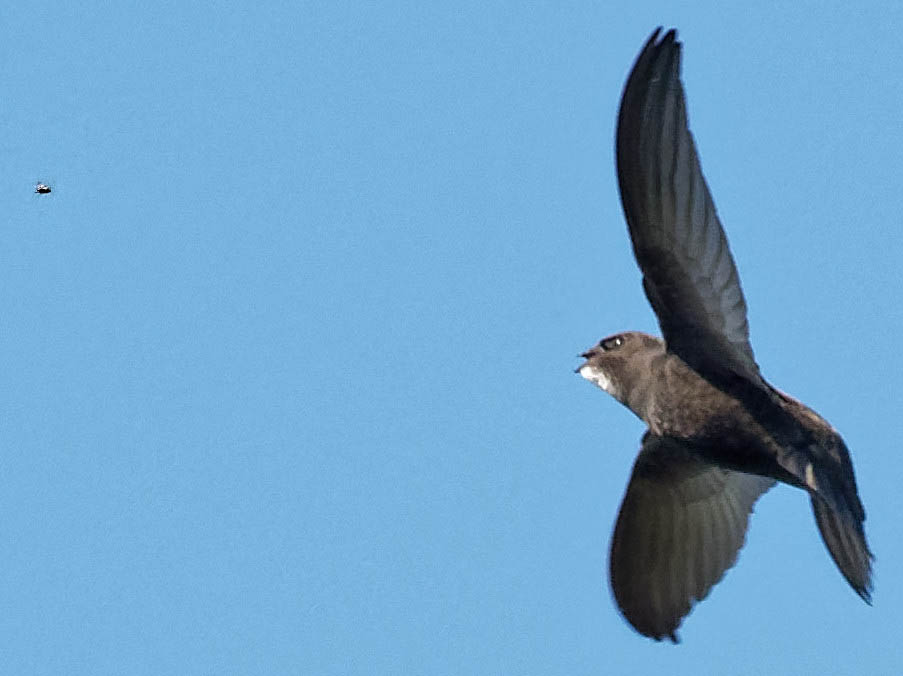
647,628,681,643
643,26,681,54
625,26,682,86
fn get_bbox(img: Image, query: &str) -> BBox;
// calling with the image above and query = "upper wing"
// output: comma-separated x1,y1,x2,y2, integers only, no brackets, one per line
609,433,774,642
616,28,761,386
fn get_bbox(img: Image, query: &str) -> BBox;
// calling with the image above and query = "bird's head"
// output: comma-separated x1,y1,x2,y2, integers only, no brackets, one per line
577,331,664,408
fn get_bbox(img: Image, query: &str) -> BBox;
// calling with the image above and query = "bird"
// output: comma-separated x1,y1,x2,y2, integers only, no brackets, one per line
34,182,51,194
576,28,872,642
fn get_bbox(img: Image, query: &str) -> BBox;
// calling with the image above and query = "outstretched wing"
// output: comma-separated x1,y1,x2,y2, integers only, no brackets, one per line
610,433,774,641
616,28,760,386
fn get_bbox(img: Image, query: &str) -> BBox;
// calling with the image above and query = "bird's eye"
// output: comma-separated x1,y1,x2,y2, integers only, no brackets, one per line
600,335,624,351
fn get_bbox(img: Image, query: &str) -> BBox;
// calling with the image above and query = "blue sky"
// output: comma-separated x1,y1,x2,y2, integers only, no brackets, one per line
2,2,901,674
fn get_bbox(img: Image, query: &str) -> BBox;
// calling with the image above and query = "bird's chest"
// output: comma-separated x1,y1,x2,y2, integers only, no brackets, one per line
645,373,746,440
646,376,786,477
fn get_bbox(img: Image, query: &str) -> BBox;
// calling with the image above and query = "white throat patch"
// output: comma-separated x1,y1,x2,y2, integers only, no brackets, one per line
579,363,618,398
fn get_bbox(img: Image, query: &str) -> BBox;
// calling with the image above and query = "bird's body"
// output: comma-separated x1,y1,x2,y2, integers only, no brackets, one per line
577,29,872,642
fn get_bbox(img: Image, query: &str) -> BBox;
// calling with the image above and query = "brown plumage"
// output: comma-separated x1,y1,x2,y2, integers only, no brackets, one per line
577,29,872,642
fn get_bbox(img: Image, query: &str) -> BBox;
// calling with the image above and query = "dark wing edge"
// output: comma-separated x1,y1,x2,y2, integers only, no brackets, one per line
609,434,774,642
616,28,761,387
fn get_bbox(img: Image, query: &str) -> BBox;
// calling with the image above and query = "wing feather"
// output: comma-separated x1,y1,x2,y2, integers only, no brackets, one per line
616,29,760,386
610,434,774,641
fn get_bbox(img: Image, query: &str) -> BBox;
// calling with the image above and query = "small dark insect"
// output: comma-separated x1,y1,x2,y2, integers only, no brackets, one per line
35,183,51,194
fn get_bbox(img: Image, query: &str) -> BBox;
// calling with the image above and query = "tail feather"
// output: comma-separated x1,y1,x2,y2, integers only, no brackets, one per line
810,495,873,602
